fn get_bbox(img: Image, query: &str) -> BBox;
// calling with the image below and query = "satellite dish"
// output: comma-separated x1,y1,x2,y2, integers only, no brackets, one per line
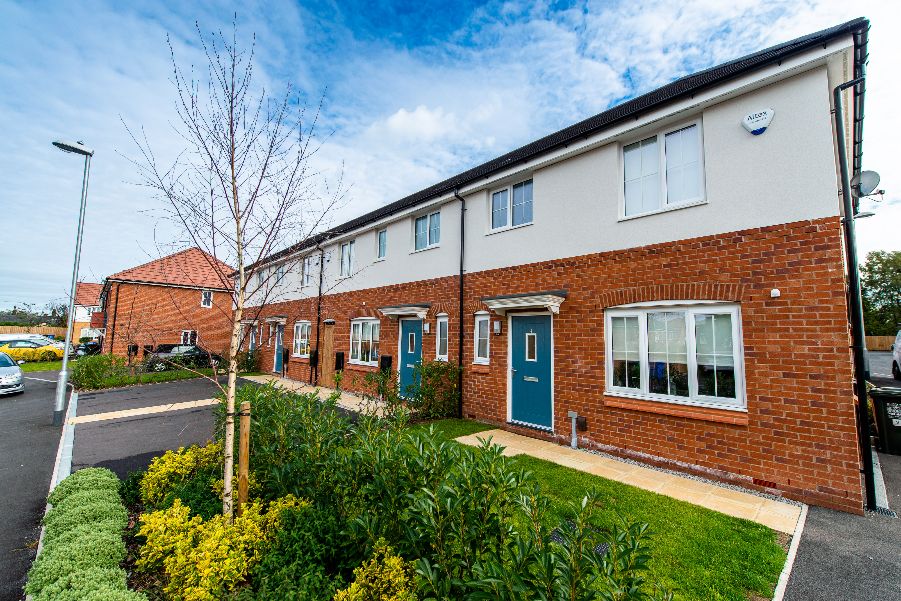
851,170,880,198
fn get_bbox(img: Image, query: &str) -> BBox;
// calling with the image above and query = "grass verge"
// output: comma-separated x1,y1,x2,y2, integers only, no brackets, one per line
422,418,786,601
19,359,63,372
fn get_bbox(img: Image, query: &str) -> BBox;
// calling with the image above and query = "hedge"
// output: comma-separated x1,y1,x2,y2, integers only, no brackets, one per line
25,468,146,601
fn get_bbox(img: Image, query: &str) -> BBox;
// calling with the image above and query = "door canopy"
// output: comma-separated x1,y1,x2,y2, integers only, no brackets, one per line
378,303,430,320
482,290,567,316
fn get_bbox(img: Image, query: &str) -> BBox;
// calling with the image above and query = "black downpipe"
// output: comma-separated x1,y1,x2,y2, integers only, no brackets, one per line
312,245,326,385
454,189,466,418
833,76,876,510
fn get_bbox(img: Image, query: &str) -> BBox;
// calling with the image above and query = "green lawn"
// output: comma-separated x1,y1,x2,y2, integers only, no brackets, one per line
420,419,786,601
19,360,63,372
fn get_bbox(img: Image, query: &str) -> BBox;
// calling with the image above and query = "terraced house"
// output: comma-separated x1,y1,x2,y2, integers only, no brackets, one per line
243,19,871,513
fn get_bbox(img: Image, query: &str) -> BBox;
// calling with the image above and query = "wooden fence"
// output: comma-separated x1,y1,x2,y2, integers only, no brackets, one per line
866,336,896,351
0,325,68,338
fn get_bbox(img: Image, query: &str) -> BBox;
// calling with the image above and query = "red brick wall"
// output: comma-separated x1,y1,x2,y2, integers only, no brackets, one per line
102,282,233,358
248,217,863,513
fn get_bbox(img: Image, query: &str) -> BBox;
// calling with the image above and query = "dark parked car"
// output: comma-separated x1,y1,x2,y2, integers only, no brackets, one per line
146,345,222,371
75,341,102,357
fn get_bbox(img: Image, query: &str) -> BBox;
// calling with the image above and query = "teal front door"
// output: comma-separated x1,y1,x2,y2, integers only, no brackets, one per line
510,314,552,429
399,318,423,396
273,324,284,373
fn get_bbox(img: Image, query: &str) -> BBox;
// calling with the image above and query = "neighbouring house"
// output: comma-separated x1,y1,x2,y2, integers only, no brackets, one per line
243,19,870,513
73,282,103,340
99,248,234,359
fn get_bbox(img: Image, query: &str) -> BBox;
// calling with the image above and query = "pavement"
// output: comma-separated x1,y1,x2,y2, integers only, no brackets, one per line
869,350,897,387
71,377,226,478
0,371,65,601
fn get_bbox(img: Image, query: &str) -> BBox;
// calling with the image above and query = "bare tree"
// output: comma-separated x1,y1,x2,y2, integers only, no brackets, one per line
124,21,345,520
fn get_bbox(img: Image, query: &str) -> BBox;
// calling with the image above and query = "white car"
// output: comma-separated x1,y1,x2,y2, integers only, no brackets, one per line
892,330,901,381
0,352,24,395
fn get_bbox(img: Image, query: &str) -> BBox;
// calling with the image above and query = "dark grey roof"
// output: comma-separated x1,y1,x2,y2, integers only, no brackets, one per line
254,17,869,269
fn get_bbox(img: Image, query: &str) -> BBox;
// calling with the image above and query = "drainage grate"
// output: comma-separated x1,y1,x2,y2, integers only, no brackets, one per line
868,506,897,518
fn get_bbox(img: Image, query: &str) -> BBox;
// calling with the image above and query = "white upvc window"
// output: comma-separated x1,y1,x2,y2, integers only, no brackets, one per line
275,264,286,283
605,302,745,410
490,179,533,231
350,318,380,366
474,312,490,364
414,211,440,251
256,268,265,287
377,228,387,259
181,330,197,345
293,321,311,357
340,241,355,277
436,314,449,361
622,121,704,218
302,255,316,287
200,290,213,308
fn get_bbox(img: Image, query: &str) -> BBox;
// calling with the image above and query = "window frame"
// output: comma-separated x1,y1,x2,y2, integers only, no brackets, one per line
292,321,311,357
619,119,706,221
275,264,286,283
435,314,449,361
604,301,745,411
180,330,198,346
488,178,534,233
349,318,380,366
302,255,316,287
376,228,387,260
340,240,355,278
200,290,213,308
413,211,441,252
473,312,490,365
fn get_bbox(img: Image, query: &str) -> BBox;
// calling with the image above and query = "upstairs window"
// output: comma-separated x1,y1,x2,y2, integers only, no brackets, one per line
293,321,311,357
605,302,744,410
340,241,355,277
414,211,440,251
200,290,213,308
491,179,533,230
377,229,387,259
275,264,285,283
256,269,265,288
623,122,703,217
302,255,316,287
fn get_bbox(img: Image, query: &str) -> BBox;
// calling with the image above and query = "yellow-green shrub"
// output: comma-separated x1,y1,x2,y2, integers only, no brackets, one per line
333,540,418,601
137,495,305,601
140,442,222,507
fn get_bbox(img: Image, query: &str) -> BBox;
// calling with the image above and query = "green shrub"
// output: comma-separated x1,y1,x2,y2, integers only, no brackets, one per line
71,354,129,390
334,540,418,601
48,467,120,506
140,442,222,508
409,360,460,418
27,469,141,600
236,349,261,373
119,469,145,508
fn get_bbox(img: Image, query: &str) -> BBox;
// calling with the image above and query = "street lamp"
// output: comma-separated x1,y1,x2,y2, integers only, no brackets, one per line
52,139,94,427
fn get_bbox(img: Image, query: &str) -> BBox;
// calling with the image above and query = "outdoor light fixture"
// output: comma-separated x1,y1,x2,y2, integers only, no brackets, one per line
493,320,502,335
51,139,94,427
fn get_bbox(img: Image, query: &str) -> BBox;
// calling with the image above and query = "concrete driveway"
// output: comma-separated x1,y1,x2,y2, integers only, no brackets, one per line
0,371,65,601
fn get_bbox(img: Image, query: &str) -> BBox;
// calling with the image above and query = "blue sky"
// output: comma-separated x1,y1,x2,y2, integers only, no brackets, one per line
0,0,898,308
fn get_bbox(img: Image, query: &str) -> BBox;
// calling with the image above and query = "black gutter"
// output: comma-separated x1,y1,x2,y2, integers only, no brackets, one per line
454,189,466,419
834,75,875,511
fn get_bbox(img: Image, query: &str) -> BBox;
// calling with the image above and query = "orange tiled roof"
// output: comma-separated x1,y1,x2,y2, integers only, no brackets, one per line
107,248,233,290
74,282,102,307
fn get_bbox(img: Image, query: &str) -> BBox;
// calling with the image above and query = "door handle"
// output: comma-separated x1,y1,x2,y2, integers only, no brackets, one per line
511,368,517,373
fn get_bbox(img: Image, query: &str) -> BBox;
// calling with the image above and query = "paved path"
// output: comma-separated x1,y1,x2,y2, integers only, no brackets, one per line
0,371,65,601
784,452,900,601
72,377,226,477
455,428,802,533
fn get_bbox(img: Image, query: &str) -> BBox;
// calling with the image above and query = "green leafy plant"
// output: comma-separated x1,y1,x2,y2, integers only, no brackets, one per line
71,354,129,390
408,360,461,419
48,467,121,506
334,539,418,601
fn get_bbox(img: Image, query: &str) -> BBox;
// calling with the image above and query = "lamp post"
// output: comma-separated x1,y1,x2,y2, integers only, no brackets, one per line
52,140,94,427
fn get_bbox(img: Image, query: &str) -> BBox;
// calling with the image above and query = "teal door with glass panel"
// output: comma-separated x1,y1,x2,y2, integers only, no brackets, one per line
510,314,552,429
273,324,284,373
399,318,423,396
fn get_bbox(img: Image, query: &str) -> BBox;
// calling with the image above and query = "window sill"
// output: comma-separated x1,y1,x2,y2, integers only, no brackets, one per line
618,199,707,222
486,221,533,236
374,257,386,263
410,244,440,255
603,394,748,425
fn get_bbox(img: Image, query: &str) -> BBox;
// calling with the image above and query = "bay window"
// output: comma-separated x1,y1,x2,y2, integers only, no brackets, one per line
605,303,744,410
623,121,704,217
293,321,311,357
350,319,380,366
